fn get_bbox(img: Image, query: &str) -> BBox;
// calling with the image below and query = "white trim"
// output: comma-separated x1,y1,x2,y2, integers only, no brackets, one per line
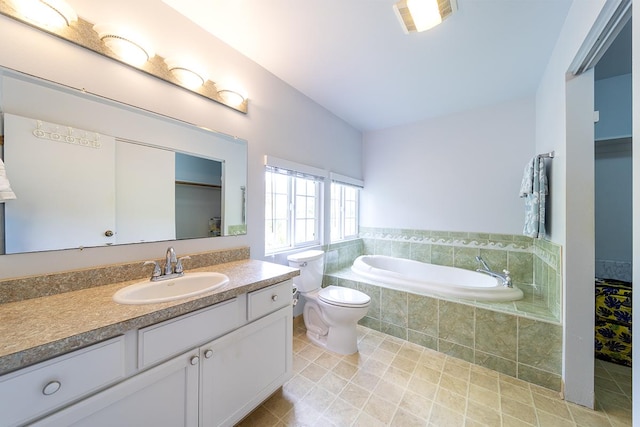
329,172,364,188
264,155,328,179
568,0,630,76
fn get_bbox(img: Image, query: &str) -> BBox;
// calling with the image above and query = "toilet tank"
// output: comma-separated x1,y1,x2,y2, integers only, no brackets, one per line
287,250,325,293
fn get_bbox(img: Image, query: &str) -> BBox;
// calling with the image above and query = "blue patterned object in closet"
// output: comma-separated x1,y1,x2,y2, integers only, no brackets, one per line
595,278,632,367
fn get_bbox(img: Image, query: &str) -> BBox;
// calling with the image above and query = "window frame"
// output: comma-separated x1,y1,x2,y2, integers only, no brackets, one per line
330,173,363,243
264,158,325,255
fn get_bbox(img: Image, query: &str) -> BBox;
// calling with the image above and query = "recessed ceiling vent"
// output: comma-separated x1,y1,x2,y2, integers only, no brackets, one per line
393,0,458,33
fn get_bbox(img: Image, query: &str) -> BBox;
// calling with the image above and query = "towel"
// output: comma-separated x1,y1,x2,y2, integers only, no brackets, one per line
520,156,547,238
0,158,16,202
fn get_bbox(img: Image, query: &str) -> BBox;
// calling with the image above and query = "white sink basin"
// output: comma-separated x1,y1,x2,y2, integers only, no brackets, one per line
113,272,230,305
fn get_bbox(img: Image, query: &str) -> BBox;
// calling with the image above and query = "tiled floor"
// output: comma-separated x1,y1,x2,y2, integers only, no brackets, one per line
237,323,632,427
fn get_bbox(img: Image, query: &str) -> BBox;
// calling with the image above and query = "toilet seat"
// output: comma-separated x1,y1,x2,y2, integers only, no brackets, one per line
318,286,370,308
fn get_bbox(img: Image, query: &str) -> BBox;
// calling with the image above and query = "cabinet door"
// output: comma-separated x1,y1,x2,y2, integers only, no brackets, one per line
200,306,292,427
33,350,199,427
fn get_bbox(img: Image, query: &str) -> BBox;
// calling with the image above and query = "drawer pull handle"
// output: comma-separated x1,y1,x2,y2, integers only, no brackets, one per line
190,355,200,366
271,295,278,302
204,349,214,359
43,380,61,396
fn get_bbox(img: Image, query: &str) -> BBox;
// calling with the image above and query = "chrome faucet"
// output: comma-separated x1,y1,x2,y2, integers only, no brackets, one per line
144,247,190,282
165,247,177,275
475,256,512,288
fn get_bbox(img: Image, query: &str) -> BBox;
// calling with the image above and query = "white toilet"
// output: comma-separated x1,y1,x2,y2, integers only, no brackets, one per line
288,250,370,355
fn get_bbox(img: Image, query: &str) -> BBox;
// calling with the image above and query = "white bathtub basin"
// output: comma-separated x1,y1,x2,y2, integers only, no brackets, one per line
113,272,229,305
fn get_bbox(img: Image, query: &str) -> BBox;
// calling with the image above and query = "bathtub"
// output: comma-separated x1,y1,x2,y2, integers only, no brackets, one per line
351,255,523,302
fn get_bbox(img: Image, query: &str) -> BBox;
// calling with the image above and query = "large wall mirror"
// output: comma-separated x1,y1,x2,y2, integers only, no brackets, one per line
0,67,247,255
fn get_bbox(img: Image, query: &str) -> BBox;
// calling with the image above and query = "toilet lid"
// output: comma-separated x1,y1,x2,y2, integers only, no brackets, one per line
318,286,370,307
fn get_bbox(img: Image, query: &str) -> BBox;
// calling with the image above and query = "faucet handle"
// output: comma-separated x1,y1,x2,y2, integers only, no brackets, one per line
143,260,162,278
175,256,191,274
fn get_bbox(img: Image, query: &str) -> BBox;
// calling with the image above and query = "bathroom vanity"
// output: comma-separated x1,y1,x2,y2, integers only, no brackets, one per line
0,257,297,427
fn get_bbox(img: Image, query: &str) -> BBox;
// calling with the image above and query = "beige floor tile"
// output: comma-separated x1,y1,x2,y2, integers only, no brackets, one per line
399,389,433,420
242,325,630,427
339,382,371,409
352,411,388,427
414,364,443,384
370,347,397,364
333,359,359,380
351,369,382,391
536,410,576,427
363,393,398,424
501,413,536,427
467,384,499,410
500,380,533,405
300,386,337,415
298,344,324,362
465,400,501,426
408,376,439,400
501,396,537,425
263,389,297,419
301,363,329,382
568,404,613,427
440,373,469,396
282,374,315,402
434,386,467,414
235,405,281,427
429,403,465,427
384,365,414,387
281,400,324,427
398,342,425,361
391,354,419,373
379,339,403,354
469,370,499,393
531,392,572,420
374,378,406,405
323,398,361,426
391,407,428,426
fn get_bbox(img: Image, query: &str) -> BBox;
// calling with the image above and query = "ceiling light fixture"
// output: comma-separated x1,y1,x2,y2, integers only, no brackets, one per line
217,89,246,107
93,24,154,67
10,0,77,30
164,59,207,90
393,0,457,33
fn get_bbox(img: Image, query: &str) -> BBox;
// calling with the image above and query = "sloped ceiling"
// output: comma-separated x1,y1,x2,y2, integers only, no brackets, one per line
69,0,575,131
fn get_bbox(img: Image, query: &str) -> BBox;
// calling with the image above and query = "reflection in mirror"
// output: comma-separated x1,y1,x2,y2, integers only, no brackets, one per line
0,67,247,255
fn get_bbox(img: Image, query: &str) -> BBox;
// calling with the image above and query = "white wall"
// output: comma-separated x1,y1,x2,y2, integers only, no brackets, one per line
595,73,633,140
0,3,362,278
361,96,535,235
534,0,608,408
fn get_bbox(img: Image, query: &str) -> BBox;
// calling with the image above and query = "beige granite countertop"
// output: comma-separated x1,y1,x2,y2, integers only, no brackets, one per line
0,259,299,375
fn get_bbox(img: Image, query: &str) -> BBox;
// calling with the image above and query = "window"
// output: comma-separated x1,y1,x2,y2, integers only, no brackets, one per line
265,162,324,254
330,174,362,242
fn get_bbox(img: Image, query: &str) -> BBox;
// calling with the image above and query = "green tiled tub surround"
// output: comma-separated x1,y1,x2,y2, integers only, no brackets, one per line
323,227,564,392
331,276,563,392
357,227,562,322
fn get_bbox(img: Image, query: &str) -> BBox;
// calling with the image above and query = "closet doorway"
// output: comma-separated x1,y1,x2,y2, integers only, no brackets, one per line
593,13,632,405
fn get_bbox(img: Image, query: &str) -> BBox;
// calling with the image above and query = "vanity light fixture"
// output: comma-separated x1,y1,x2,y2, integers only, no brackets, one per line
93,24,154,67
164,59,207,90
393,0,457,33
9,0,77,30
217,89,246,107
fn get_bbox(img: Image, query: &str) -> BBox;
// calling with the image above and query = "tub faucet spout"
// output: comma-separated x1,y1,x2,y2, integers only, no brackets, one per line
475,256,512,288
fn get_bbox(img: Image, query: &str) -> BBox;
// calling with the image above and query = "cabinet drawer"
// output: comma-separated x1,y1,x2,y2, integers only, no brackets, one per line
0,336,125,427
139,297,239,369
247,280,292,321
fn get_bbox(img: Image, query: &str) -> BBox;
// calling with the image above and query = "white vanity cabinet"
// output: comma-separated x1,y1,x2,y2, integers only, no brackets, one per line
24,280,293,427
200,305,292,426
32,349,200,427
